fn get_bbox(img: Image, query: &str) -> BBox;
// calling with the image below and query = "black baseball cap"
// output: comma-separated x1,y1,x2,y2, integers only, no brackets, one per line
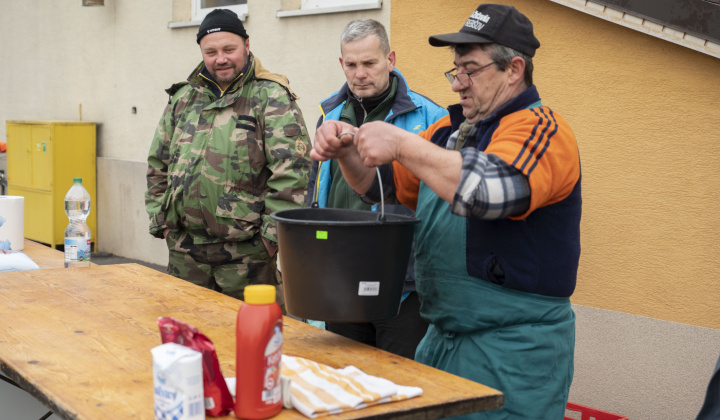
429,4,540,57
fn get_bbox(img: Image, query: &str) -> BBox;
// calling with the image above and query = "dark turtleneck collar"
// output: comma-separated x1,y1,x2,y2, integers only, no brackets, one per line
345,73,396,124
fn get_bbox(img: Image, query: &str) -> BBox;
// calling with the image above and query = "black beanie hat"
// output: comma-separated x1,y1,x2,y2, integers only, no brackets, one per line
196,9,248,44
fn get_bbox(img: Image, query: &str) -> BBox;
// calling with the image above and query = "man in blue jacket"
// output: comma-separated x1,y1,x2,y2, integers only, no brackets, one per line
306,19,447,359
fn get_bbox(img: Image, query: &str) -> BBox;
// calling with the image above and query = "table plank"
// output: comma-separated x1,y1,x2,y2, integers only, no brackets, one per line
22,239,65,270
0,264,503,419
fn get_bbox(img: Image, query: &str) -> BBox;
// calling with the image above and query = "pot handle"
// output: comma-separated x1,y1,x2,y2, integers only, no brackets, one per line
330,132,386,222
375,166,385,222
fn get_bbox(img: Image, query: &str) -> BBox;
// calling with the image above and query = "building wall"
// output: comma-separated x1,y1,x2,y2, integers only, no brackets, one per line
391,1,720,419
393,0,720,331
0,0,389,265
2,0,720,419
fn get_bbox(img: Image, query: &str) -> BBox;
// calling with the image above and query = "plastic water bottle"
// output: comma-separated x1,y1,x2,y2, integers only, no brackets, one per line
64,177,92,268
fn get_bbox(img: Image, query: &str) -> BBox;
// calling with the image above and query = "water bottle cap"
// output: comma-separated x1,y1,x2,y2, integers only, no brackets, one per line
244,285,276,305
73,177,82,183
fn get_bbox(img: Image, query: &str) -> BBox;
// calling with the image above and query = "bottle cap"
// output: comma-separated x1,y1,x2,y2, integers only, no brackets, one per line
73,177,82,183
244,285,276,305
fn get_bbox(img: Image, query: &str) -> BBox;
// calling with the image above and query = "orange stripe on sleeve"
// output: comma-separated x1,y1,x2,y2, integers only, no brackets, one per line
487,107,580,219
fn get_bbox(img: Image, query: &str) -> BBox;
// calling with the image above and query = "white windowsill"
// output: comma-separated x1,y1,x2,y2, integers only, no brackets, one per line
168,13,247,28
277,1,381,18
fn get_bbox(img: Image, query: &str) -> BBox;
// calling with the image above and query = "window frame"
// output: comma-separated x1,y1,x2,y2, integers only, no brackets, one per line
277,0,382,18
191,0,248,22
302,0,372,8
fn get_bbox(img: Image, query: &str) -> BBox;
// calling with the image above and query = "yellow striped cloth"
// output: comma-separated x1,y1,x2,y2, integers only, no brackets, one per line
280,355,423,418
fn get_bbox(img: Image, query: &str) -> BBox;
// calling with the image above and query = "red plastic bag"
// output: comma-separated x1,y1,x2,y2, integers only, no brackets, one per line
158,317,234,417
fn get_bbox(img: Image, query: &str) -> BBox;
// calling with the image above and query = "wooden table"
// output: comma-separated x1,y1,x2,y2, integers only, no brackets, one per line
22,239,66,269
0,264,503,419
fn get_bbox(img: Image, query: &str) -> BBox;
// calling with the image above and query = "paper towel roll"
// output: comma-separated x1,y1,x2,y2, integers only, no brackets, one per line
0,196,24,251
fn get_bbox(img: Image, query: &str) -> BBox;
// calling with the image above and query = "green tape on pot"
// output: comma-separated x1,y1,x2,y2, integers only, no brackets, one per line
316,231,328,240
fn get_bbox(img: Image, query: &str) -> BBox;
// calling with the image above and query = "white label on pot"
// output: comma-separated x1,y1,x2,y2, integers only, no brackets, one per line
358,282,380,296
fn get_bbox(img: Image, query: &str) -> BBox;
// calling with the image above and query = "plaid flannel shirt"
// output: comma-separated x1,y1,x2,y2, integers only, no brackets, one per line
447,124,531,220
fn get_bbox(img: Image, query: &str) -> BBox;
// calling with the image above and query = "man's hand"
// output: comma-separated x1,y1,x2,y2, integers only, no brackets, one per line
310,120,359,161
310,120,413,195
354,121,408,167
356,121,463,204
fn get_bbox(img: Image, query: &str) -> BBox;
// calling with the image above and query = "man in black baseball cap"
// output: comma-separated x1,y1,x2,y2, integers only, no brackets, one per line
428,3,540,56
428,3,542,124
309,4,581,419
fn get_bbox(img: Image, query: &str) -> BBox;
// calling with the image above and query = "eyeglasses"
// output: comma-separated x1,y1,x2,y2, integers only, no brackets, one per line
445,61,498,86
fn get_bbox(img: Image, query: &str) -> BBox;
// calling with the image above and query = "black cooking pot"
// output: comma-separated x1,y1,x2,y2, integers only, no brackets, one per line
271,207,419,322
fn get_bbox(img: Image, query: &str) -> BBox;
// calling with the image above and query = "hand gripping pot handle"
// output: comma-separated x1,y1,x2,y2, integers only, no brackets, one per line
337,131,385,221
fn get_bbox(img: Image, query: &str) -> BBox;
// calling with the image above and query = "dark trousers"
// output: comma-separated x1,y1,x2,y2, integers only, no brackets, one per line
697,352,720,420
326,292,428,360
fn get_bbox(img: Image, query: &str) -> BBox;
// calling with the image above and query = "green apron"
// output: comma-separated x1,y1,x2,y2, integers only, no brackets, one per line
413,182,575,419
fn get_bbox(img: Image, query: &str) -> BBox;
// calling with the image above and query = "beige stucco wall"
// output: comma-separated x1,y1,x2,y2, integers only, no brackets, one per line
391,0,720,331
4,0,716,329
243,0,390,131
1,1,719,419
0,0,388,264
392,2,720,418
1,0,388,158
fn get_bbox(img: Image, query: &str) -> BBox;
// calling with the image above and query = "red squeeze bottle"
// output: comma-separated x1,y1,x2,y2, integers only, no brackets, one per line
235,285,284,419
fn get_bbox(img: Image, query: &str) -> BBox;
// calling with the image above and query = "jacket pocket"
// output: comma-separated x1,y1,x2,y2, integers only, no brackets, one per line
211,178,265,241
216,185,263,222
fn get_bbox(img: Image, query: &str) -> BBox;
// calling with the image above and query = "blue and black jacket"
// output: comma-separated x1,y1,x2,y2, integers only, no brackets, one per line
306,69,447,208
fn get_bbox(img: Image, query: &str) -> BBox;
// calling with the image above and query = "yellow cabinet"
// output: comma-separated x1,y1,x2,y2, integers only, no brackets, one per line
6,121,97,251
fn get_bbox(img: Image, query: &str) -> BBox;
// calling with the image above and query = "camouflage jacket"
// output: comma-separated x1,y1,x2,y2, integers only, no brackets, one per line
145,54,311,245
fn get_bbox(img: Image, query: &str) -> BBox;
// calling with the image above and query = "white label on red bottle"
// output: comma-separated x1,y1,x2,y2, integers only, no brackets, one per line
262,321,283,404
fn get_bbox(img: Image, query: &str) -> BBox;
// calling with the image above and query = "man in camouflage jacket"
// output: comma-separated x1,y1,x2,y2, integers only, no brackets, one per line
145,9,311,302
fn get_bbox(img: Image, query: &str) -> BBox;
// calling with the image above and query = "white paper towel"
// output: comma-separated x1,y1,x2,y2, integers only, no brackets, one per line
0,196,24,251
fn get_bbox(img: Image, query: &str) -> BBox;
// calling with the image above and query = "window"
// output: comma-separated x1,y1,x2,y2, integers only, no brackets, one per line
192,0,247,22
277,0,381,18
302,0,373,8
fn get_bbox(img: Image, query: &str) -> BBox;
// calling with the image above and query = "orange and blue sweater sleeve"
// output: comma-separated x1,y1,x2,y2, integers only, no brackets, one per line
486,107,580,220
